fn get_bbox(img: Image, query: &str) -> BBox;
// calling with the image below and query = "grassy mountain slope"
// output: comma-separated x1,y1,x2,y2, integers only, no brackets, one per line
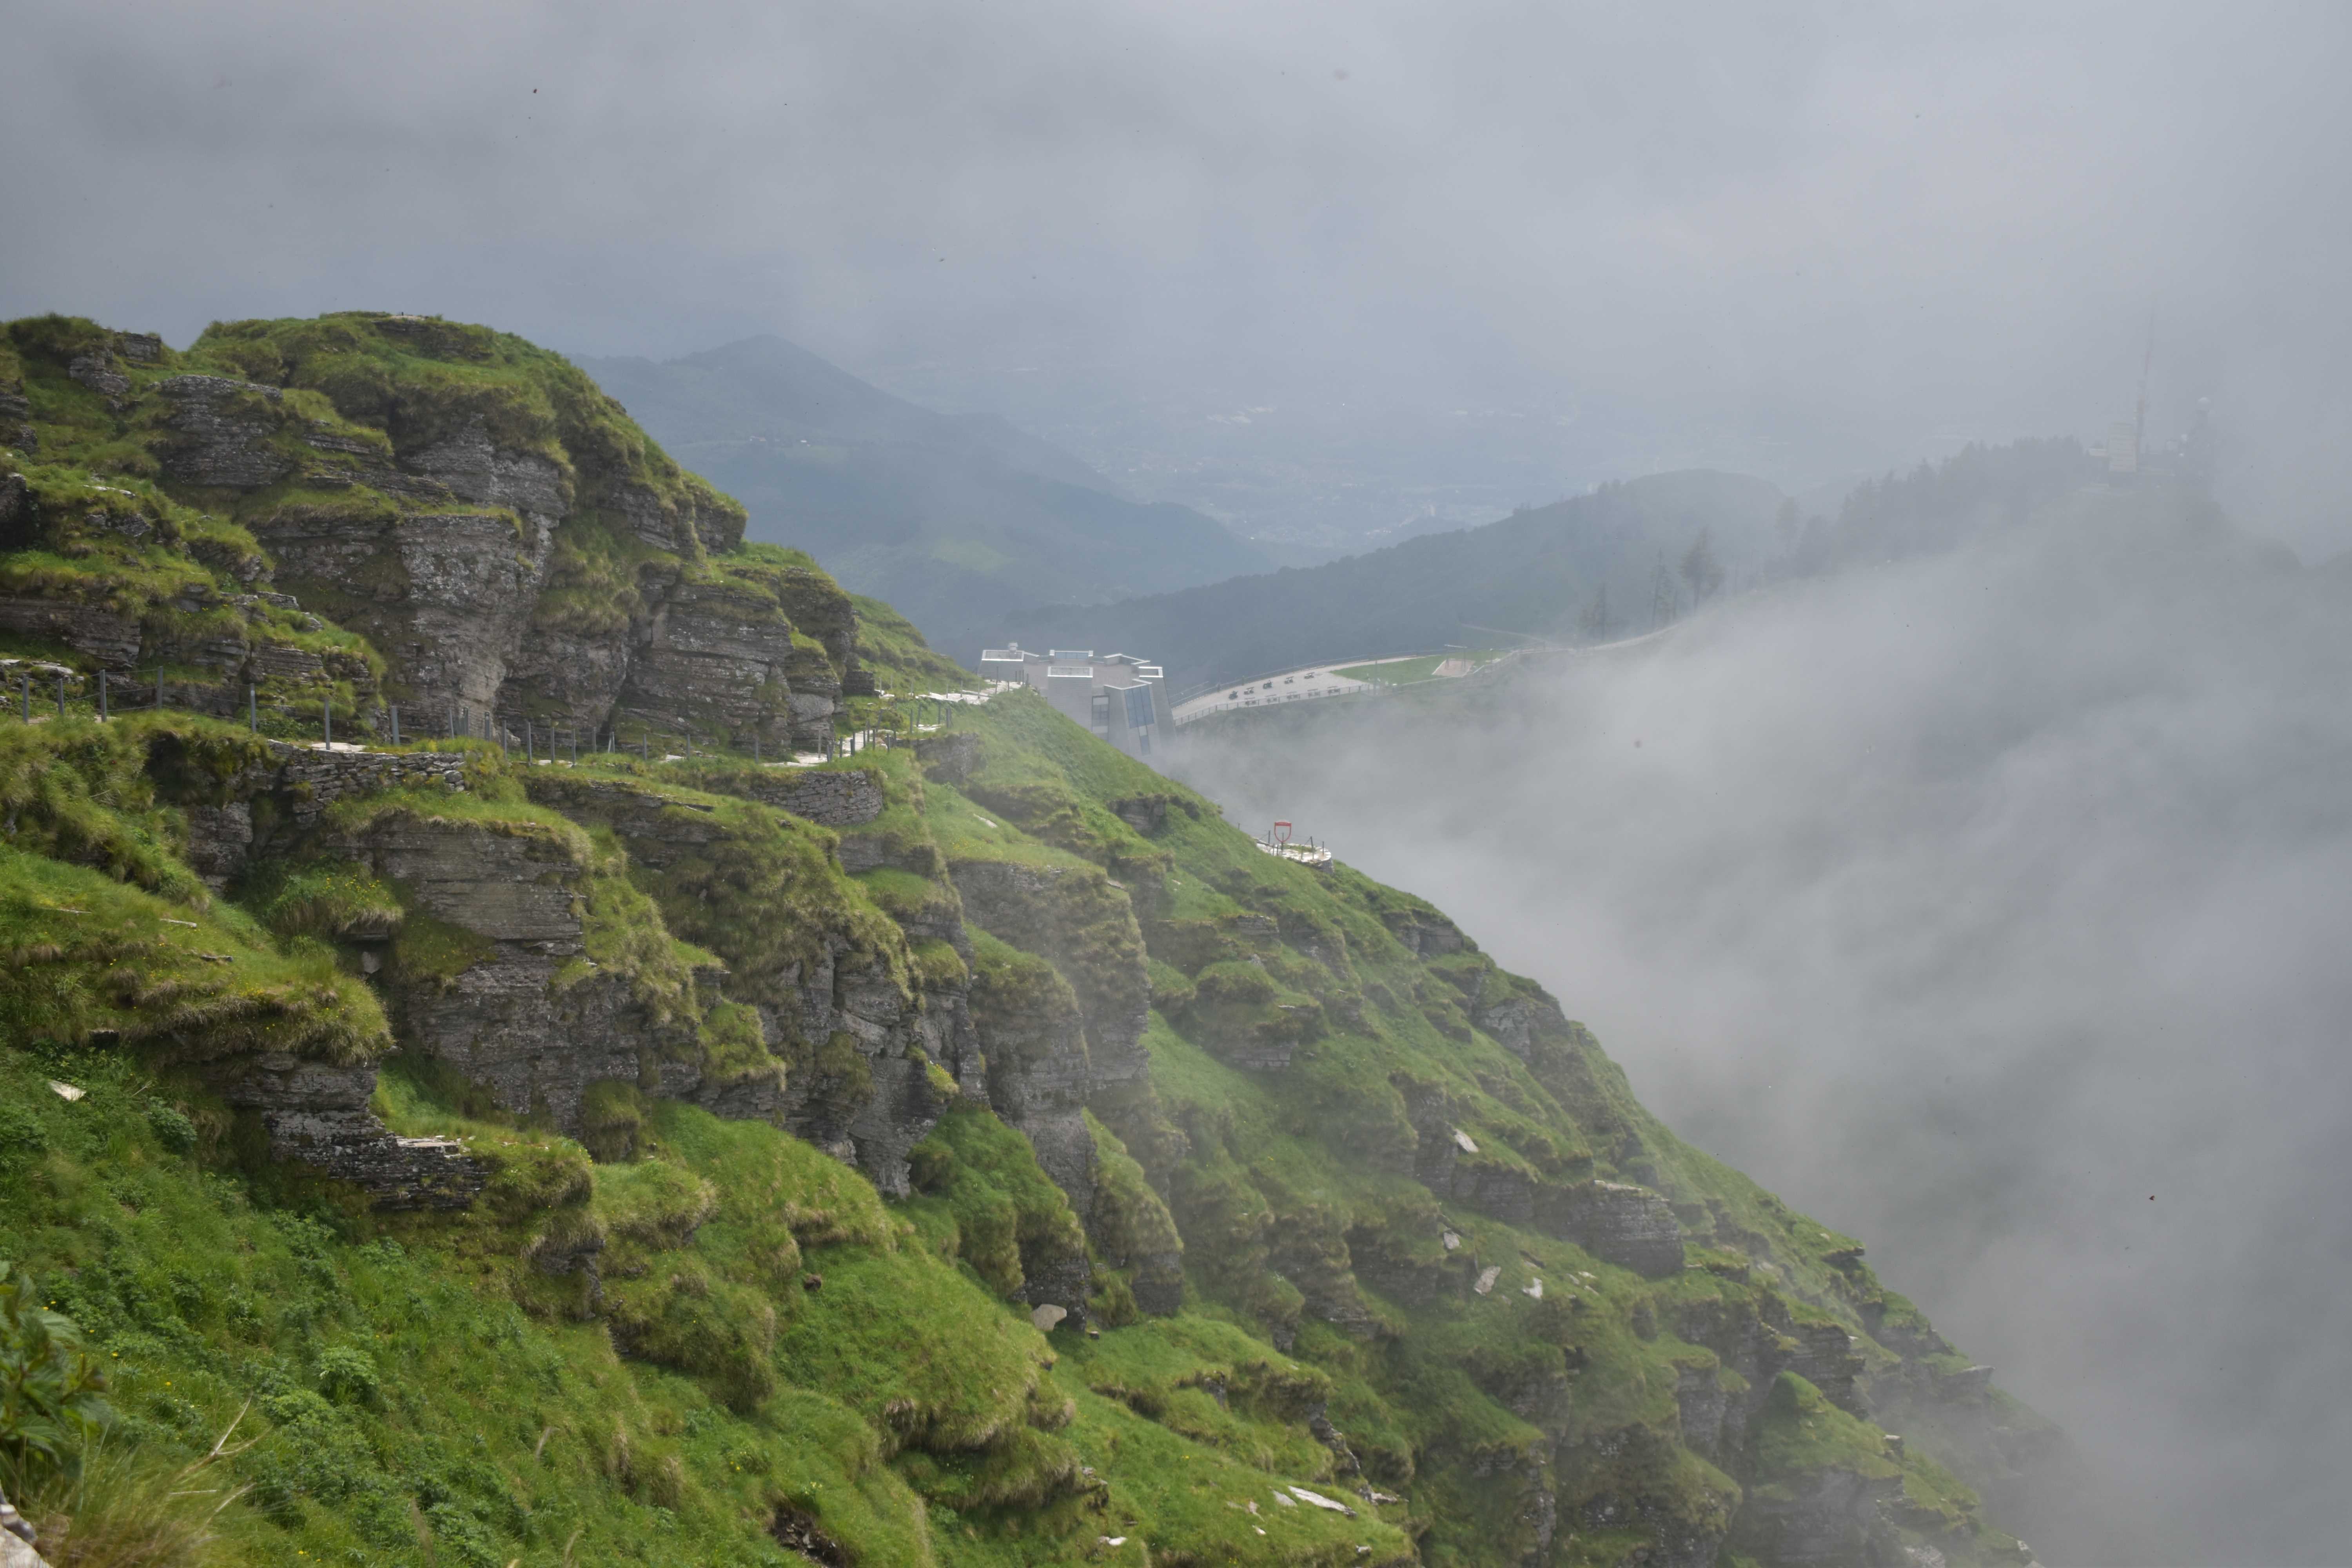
0,315,2046,1568
580,338,1274,659
989,471,1789,690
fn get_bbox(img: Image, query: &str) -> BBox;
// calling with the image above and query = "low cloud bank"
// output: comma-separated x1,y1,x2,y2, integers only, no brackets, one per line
1171,483,2352,1563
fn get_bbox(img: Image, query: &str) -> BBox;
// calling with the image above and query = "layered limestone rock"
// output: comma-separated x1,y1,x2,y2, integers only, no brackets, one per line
4,315,849,748
0,315,2061,1568
263,503,555,715
664,762,886,828
393,417,570,520
1731,1467,1907,1568
211,1051,485,1209
159,737,473,889
588,561,852,753
155,375,298,489
0,371,35,450
525,773,950,1194
1537,1179,1686,1278
967,935,1097,1220
950,858,1152,1091
318,806,690,1131
0,599,141,668
0,471,351,695
1672,1289,1871,1450
1381,902,1467,957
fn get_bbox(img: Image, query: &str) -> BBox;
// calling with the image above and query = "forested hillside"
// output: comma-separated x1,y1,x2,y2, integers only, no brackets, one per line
0,314,2047,1568
990,471,1788,690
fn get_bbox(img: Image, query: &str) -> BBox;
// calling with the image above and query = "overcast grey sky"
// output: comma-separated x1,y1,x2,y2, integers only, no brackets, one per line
7,0,2350,553
6,1,2350,550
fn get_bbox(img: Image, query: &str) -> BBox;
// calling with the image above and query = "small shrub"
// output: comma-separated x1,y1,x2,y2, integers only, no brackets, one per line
143,1100,196,1156
0,1104,46,1169
316,1346,380,1408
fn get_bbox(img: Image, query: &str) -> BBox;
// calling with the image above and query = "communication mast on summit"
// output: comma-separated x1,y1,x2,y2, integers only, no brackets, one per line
2103,310,2157,481
2134,310,2155,468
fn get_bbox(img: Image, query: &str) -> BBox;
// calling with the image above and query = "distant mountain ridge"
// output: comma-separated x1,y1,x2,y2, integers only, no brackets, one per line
579,337,1274,657
994,468,1791,690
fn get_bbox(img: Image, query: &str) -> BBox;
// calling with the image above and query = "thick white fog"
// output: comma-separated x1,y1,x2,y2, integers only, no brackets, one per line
1171,488,2352,1564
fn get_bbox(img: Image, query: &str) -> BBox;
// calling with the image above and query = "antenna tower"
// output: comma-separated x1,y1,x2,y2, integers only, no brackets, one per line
2134,309,2155,458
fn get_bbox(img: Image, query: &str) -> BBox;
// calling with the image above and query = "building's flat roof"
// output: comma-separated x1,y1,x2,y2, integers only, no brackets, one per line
1047,649,1095,660
979,649,1026,662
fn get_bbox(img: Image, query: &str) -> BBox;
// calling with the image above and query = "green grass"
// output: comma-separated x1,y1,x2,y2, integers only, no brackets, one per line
904,1103,1089,1300
3,1038,1445,1567
0,848,389,1067
848,593,975,695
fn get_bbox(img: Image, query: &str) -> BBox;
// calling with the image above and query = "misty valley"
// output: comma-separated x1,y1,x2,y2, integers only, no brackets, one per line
5,7,2351,1568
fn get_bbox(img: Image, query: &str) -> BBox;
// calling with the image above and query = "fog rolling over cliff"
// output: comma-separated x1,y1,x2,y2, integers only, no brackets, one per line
1171,477,2352,1564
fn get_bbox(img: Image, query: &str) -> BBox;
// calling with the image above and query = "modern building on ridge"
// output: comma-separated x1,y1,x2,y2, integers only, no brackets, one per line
978,644,1166,757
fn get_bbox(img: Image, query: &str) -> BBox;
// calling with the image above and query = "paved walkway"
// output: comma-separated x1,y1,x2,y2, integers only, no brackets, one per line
1170,655,1427,726
1169,631,1682,728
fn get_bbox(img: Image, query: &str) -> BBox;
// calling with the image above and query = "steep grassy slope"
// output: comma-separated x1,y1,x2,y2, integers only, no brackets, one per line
0,315,2048,1568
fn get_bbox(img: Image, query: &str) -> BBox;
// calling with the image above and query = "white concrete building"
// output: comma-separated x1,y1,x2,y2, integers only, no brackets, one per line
978,644,1167,757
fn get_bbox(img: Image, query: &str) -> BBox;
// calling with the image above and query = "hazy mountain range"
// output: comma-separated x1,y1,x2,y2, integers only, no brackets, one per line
992,468,1791,690
577,337,1273,657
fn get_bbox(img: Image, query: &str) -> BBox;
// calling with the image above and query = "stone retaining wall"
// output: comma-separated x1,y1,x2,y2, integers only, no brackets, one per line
269,740,471,824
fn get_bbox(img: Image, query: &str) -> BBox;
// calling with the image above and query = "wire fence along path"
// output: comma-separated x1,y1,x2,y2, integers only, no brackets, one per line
0,662,1005,767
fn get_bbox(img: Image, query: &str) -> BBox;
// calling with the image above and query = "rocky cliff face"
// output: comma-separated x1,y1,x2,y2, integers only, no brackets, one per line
0,311,2055,1568
211,1050,485,1209
1,315,852,751
522,770,955,1194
